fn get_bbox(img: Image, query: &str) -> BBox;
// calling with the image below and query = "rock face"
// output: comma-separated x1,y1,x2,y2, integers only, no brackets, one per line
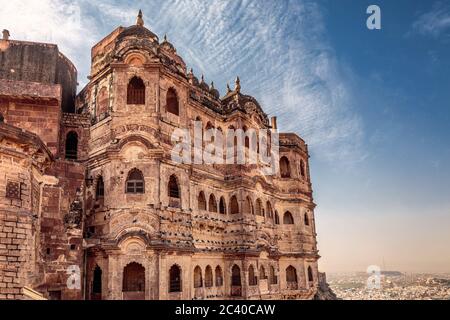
314,273,339,300
0,11,328,300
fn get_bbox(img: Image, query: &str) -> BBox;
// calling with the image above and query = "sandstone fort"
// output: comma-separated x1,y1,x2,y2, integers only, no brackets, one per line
0,11,334,300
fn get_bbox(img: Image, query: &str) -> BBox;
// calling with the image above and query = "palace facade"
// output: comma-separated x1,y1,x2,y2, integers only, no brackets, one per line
0,11,334,300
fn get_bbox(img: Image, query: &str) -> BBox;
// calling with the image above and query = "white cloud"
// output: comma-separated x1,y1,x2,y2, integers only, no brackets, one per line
411,2,450,38
0,0,366,164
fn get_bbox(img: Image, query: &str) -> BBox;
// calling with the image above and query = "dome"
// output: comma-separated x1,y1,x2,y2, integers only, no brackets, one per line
118,25,159,42
199,75,209,91
209,82,220,99
118,11,158,42
161,34,176,53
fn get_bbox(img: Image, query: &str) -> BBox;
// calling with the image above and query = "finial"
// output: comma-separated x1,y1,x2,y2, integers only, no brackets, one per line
201,74,205,83
163,34,167,42
210,81,215,89
235,76,241,93
136,10,144,27
226,83,231,93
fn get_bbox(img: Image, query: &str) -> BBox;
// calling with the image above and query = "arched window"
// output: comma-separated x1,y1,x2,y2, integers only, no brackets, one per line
231,265,241,286
126,169,144,194
194,266,203,288
255,199,263,216
275,211,280,225
215,266,223,287
300,159,306,179
168,175,181,208
283,211,294,225
308,266,314,283
168,175,180,199
230,196,239,215
65,132,78,160
127,76,145,105
91,265,102,300
219,197,226,214
286,266,298,283
166,88,179,115
123,262,145,293
280,156,291,178
205,266,213,288
209,194,218,213
169,265,182,293
304,213,310,226
243,196,253,215
260,266,267,280
248,265,257,286
270,266,277,285
198,192,206,210
96,177,104,198
266,202,273,219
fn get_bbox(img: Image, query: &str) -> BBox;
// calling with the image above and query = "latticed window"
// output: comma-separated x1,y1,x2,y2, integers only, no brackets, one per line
215,266,223,287
127,77,145,105
194,266,203,288
248,265,257,286
205,266,213,288
198,192,206,210
209,195,217,213
231,265,241,286
6,181,21,200
230,196,239,215
270,266,278,285
286,266,298,283
126,169,144,194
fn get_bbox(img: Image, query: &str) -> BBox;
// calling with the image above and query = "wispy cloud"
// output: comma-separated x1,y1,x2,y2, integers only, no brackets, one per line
411,2,450,38
0,0,365,165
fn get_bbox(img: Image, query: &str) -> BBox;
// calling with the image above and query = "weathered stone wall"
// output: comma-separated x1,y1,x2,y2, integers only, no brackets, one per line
0,91,61,155
0,39,77,113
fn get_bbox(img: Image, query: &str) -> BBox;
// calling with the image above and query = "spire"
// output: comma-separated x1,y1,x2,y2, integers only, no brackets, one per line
2,29,10,41
210,81,215,89
226,83,232,93
235,76,241,93
136,9,144,27
163,34,167,42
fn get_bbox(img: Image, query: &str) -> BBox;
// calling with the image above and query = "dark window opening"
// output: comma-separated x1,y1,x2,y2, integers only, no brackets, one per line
248,265,257,286
65,132,78,160
92,265,102,297
96,177,104,198
231,265,241,286
283,211,295,225
280,156,291,178
198,192,206,210
230,196,239,215
169,265,182,293
127,76,145,105
205,266,213,288
219,197,226,214
123,263,145,292
168,175,180,199
166,88,179,116
209,195,218,213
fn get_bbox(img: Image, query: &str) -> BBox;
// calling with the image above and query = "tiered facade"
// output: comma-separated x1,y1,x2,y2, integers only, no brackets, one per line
0,12,323,300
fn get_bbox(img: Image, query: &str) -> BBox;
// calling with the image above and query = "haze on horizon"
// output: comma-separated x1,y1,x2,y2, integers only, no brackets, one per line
1,0,449,274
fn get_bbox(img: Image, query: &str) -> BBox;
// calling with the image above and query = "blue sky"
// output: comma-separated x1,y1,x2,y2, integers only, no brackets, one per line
1,0,449,272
